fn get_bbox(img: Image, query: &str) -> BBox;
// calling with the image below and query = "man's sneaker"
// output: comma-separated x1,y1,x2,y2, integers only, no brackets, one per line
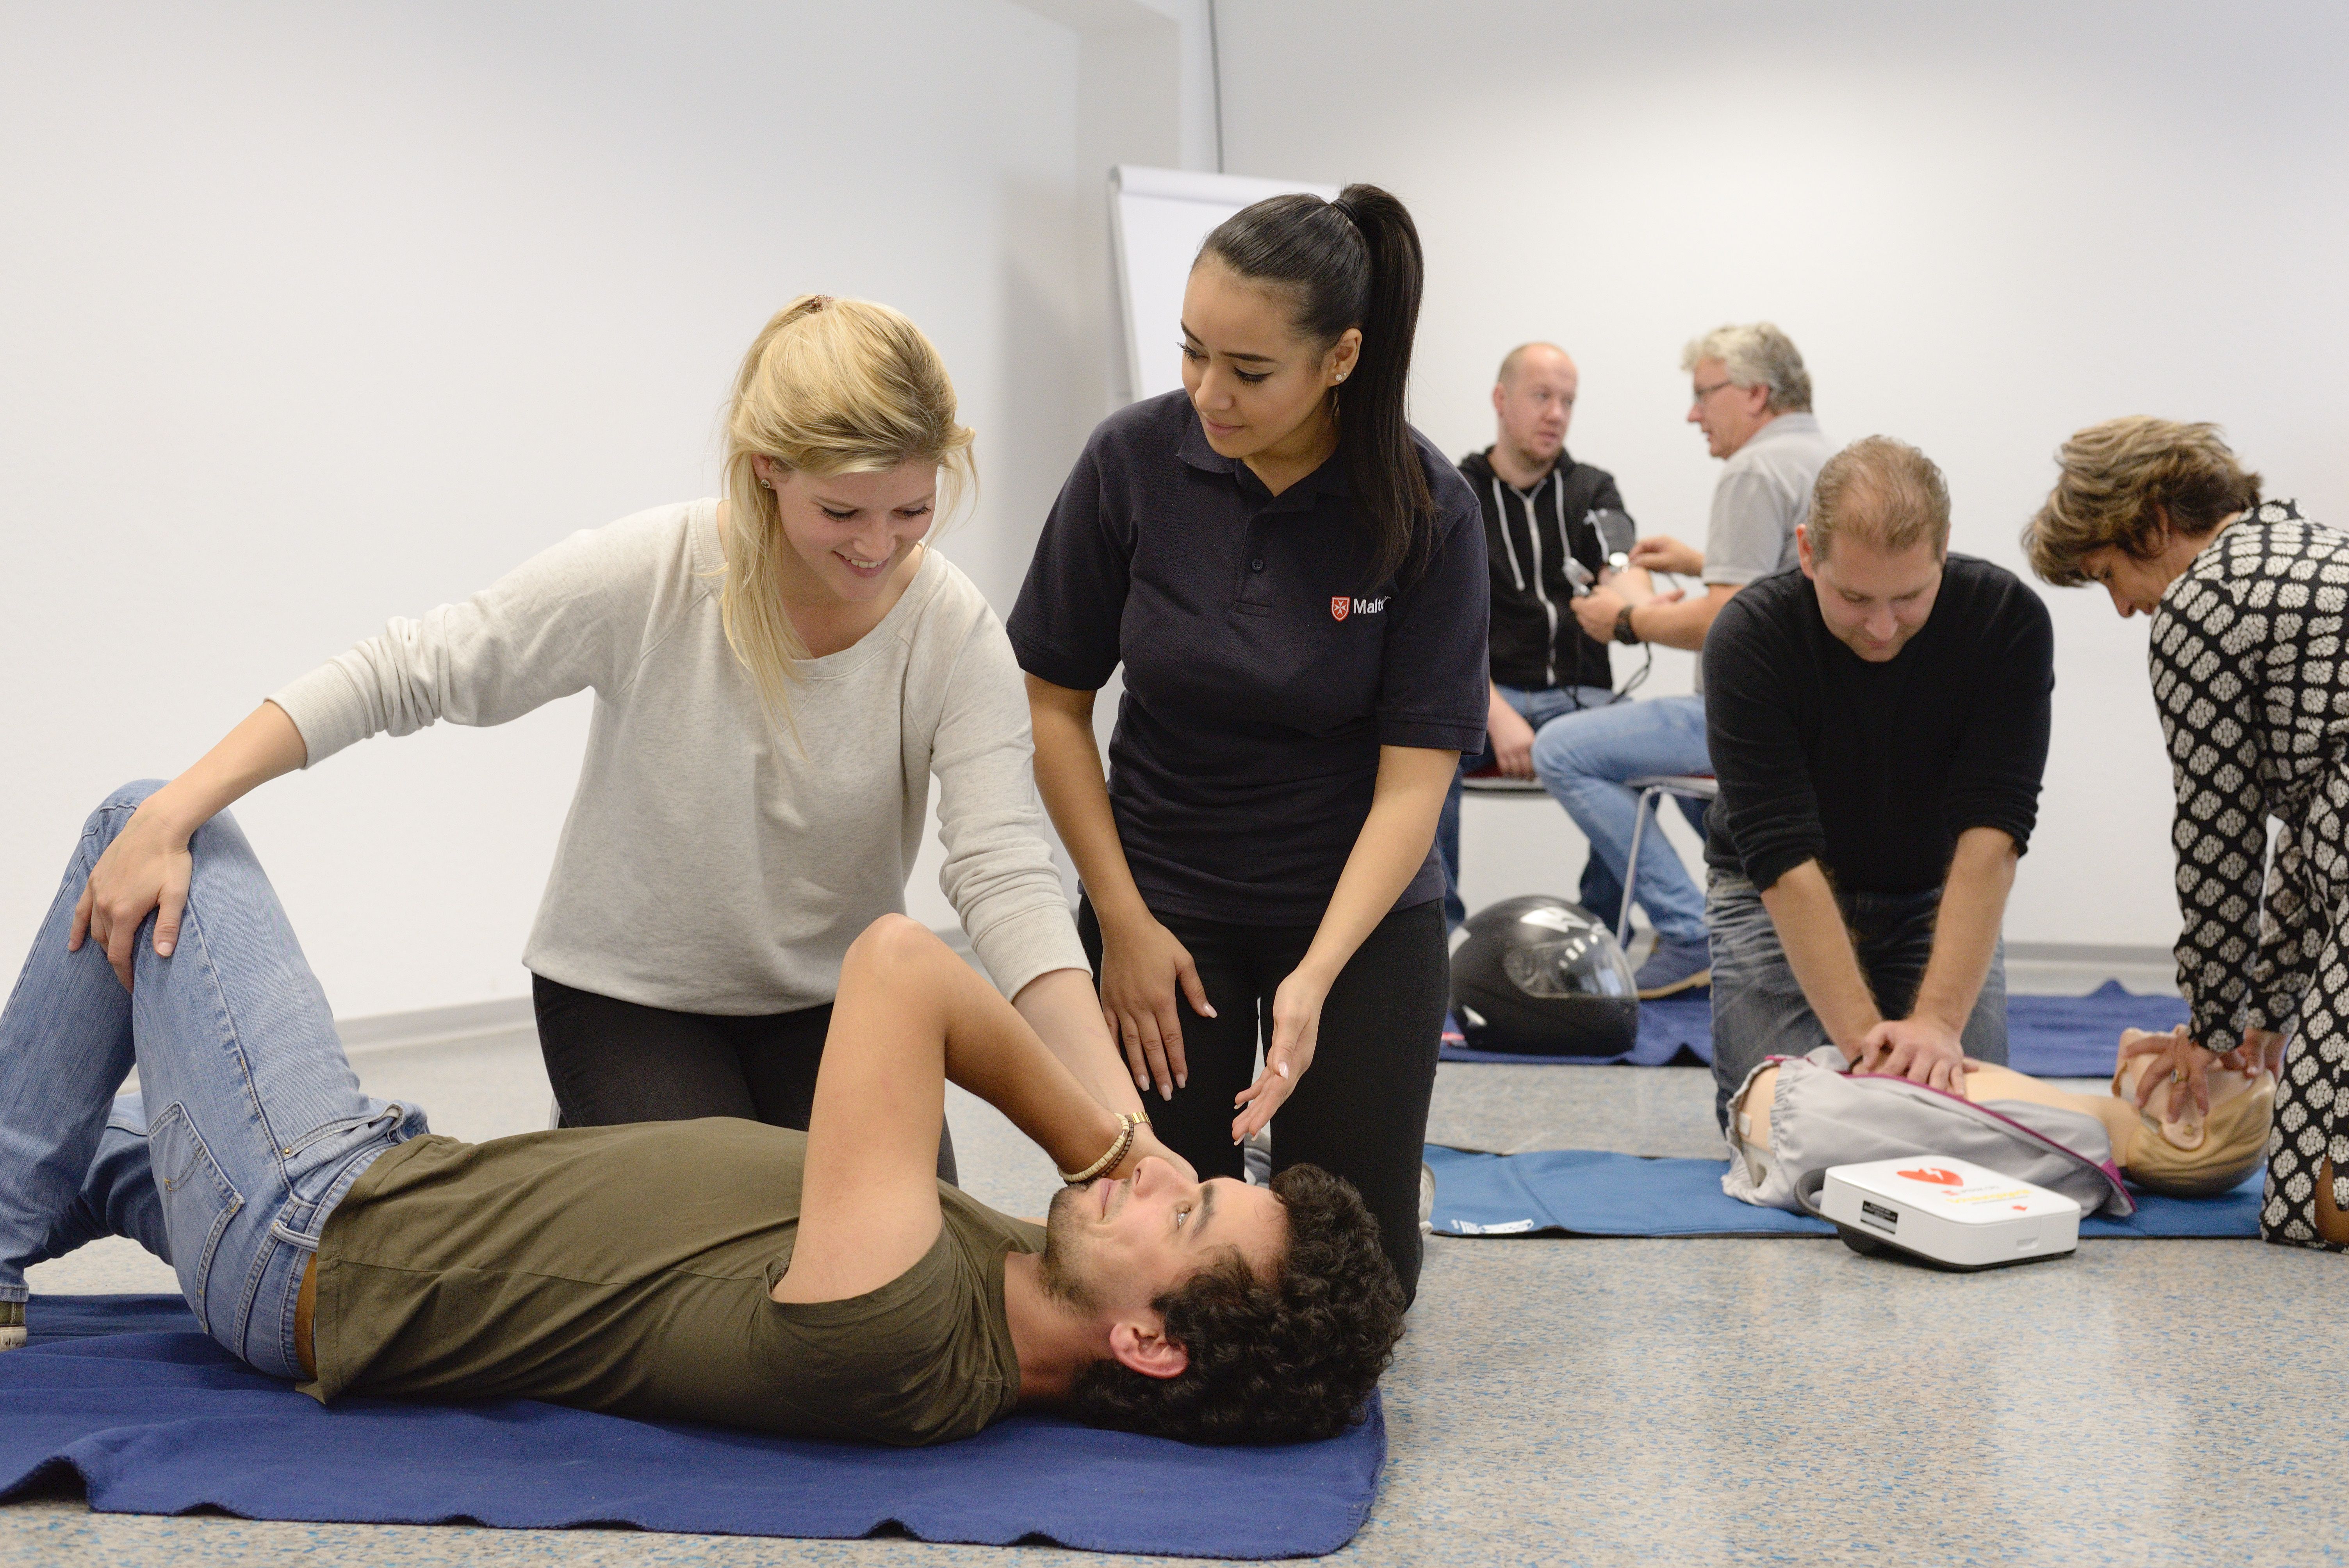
1634,937,1711,999
1440,1012,1467,1050
0,1301,23,1351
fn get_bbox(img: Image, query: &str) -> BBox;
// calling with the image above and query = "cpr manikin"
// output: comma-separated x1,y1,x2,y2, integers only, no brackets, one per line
1723,1027,2275,1217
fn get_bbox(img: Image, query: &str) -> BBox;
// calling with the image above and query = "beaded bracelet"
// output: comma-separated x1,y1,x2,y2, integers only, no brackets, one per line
1060,1110,1151,1185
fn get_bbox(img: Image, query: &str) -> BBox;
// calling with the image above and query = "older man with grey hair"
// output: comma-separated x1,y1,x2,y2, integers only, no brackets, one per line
1543,324,1835,997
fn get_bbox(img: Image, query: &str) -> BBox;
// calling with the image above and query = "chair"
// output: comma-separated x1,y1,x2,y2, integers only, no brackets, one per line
1617,774,1719,948
1458,770,1548,796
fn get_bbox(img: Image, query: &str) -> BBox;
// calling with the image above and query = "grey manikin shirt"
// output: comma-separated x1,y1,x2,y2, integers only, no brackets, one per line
271,501,1087,1013
1693,413,1835,695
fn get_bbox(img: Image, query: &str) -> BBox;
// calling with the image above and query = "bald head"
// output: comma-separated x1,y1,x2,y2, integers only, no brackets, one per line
1498,342,1575,388
1492,343,1578,476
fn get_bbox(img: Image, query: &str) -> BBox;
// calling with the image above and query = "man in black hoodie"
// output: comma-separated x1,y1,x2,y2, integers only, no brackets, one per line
1440,344,1662,937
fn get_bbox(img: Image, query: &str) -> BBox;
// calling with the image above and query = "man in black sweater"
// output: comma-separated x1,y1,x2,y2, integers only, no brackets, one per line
1702,436,2053,1128
1440,342,1647,931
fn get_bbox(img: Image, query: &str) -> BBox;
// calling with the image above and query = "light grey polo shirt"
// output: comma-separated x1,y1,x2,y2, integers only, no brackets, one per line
1693,412,1834,694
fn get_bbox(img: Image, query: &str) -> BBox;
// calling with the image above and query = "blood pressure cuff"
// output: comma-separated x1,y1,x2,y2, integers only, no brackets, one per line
1723,1048,2135,1219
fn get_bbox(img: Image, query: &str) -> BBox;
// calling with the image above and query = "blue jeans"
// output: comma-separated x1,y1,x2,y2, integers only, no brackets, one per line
0,782,428,1376
1527,693,1711,946
1706,870,2008,1130
1439,684,1618,928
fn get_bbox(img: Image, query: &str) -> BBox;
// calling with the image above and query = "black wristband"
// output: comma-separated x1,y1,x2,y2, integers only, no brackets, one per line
1614,605,1641,645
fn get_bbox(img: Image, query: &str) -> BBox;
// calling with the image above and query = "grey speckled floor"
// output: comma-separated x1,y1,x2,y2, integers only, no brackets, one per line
11,993,2347,1568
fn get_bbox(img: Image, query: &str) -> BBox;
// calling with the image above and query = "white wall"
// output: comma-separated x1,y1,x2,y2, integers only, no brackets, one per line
0,0,1096,1019
1217,0,2349,949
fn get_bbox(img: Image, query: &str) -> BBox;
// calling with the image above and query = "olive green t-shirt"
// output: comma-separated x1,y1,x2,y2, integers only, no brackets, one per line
299,1119,1046,1447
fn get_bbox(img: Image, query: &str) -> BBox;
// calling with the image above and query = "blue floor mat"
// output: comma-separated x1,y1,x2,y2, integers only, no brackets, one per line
1423,1146,2263,1239
1440,981,2190,1075
0,1295,1383,1558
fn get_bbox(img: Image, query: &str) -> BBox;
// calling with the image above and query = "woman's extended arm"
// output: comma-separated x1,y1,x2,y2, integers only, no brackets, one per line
74,517,655,988
70,701,307,987
1025,674,1214,1103
1233,745,1458,1141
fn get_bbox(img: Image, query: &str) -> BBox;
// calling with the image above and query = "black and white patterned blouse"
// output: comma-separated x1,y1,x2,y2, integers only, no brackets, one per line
2150,500,2349,1050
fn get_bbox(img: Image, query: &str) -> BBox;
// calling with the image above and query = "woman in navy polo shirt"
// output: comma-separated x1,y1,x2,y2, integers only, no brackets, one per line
1009,185,1488,1298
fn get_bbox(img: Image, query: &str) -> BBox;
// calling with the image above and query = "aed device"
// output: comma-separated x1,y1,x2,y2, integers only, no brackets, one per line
1817,1156,2081,1271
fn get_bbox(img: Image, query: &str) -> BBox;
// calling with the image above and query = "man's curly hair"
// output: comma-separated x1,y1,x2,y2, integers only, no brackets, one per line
1062,1163,1404,1445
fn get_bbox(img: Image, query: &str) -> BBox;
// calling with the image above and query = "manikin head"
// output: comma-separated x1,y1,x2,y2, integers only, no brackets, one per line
1038,1158,1404,1445
1491,343,1577,473
2020,417,2261,616
1797,436,1952,664
2110,1029,2274,1197
1682,321,1810,460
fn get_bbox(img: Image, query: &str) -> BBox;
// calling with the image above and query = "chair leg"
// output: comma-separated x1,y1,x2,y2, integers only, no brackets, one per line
1617,786,1659,948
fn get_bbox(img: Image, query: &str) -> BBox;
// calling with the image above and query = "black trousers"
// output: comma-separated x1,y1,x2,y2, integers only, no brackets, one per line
1076,896,1447,1303
531,975,957,1184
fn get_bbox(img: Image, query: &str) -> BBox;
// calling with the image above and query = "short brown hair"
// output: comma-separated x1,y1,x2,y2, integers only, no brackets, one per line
2022,418,2261,587
1806,436,1950,562
1062,1164,1403,1445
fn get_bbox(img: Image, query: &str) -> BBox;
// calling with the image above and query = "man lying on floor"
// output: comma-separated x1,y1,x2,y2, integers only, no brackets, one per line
0,783,1403,1447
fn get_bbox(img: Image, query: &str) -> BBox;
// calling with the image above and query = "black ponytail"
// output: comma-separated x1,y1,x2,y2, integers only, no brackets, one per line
1198,182,1434,585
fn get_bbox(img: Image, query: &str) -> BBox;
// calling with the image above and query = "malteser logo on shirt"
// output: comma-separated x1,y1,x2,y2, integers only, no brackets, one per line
1331,596,1388,621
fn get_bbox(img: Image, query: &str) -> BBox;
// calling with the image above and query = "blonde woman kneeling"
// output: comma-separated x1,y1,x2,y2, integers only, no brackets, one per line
70,296,1160,1182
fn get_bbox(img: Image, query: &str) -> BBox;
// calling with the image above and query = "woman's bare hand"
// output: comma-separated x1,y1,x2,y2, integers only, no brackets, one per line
1096,913,1214,1102
69,802,194,991
1114,1123,1199,1185
1233,964,1329,1143
2119,1025,2216,1116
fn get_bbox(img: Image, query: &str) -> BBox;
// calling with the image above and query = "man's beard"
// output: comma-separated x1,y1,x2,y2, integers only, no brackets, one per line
1035,1183,1101,1313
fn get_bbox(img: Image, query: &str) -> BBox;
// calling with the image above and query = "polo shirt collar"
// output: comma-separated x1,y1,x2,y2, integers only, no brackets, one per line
1177,401,1349,511
1746,412,1820,449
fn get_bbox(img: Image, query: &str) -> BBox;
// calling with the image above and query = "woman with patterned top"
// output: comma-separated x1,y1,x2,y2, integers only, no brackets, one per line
2025,416,2348,1250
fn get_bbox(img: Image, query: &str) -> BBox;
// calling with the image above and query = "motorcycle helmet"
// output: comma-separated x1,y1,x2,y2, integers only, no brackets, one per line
1449,896,1639,1056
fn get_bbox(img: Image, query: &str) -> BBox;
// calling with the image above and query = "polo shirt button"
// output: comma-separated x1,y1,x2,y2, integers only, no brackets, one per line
1250,558,1264,571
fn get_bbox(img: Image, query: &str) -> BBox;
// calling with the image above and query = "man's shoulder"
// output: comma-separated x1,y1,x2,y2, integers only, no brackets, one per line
1941,553,2051,629
1723,414,1832,478
1713,566,1811,641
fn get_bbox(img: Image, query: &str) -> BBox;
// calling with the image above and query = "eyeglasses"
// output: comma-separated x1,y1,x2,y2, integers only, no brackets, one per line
1690,380,1736,404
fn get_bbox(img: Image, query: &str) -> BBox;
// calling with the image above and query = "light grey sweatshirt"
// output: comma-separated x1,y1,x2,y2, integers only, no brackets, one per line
271,499,1087,1014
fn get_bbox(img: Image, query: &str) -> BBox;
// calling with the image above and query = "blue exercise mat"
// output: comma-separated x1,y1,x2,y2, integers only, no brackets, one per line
1440,981,2190,1076
0,1295,1383,1558
1422,1146,2263,1239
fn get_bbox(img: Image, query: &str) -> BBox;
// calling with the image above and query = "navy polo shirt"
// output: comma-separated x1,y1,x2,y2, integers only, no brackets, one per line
1009,390,1490,926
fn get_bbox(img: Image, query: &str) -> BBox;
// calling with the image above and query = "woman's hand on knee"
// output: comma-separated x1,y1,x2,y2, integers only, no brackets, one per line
1096,914,1214,1102
70,804,193,991
1234,967,1328,1142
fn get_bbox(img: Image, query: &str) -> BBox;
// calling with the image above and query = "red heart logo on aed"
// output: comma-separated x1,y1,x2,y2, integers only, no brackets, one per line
1330,597,1350,621
1895,1167,1964,1187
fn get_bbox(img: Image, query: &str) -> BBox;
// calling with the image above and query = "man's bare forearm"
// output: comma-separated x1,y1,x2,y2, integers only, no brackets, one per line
910,936,1122,1176
1624,584,1739,653
1758,861,1880,1060
1013,968,1147,1119
1910,828,2018,1033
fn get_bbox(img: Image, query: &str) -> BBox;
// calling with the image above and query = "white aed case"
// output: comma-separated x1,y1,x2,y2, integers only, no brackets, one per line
1818,1155,2082,1270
